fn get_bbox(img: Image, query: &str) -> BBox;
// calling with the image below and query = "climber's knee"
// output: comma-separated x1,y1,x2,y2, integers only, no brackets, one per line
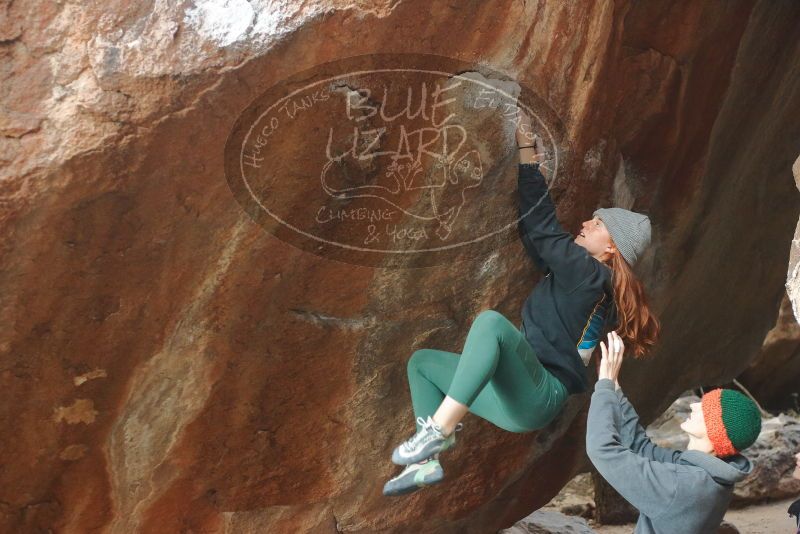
474,308,504,330
407,348,430,373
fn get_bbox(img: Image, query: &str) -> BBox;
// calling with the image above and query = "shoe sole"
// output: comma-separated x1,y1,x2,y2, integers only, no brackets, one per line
382,467,444,496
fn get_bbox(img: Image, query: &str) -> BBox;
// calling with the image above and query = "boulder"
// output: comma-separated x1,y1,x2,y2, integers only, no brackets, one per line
740,292,800,411
499,509,596,534
1,1,799,533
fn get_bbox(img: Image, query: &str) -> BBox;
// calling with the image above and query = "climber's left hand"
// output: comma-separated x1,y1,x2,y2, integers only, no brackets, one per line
515,107,535,147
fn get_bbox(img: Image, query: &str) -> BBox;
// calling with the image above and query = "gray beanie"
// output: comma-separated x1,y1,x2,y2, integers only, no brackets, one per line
592,207,651,265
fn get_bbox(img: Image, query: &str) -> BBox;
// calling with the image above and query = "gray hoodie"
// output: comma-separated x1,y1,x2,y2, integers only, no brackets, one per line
586,378,754,534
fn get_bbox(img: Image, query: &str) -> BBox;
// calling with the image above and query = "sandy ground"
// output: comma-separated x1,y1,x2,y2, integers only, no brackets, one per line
588,497,799,533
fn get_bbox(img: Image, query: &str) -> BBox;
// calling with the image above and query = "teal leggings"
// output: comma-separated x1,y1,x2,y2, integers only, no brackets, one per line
406,309,569,433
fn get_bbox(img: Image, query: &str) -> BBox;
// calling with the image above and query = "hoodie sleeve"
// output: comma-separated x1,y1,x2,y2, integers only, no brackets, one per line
615,388,683,464
517,162,598,291
517,209,550,274
586,379,679,520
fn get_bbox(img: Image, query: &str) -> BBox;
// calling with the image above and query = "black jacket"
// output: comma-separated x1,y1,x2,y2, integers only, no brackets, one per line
517,162,616,395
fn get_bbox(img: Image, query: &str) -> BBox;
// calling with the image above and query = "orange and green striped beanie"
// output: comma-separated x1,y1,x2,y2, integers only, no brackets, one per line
701,388,761,457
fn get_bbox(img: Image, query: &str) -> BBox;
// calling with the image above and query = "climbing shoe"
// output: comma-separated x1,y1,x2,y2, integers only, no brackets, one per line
382,455,444,496
391,415,463,465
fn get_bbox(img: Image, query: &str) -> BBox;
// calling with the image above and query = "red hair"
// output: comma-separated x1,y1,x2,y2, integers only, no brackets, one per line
603,243,660,358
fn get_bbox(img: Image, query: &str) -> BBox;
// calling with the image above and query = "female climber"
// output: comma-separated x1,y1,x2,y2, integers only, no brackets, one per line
382,107,660,496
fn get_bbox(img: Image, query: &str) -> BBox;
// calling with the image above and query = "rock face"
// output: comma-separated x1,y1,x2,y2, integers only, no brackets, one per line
739,176,800,409
787,156,800,319
1,1,799,533
499,509,596,534
733,413,800,505
740,291,800,410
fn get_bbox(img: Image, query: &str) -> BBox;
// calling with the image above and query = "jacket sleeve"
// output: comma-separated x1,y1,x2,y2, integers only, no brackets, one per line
517,162,599,291
517,211,550,274
615,388,683,463
586,379,680,520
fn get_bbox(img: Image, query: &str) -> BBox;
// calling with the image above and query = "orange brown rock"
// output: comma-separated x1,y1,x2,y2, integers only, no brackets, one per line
1,1,799,533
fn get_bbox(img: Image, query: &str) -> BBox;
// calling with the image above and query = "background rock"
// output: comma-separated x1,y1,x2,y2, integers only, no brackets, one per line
786,155,800,320
499,509,596,534
740,292,800,411
1,1,799,533
716,521,741,534
733,414,800,505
